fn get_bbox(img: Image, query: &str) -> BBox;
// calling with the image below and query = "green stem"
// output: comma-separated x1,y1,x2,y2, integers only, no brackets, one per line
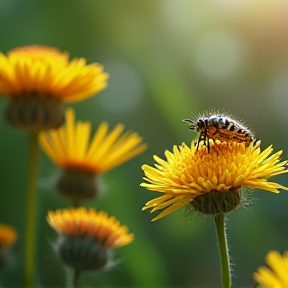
72,269,81,288
25,132,40,288
215,214,232,288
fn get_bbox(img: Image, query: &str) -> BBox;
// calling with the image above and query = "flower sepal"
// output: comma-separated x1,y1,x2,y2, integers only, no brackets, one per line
5,95,64,132
57,168,99,204
58,235,109,272
191,188,242,215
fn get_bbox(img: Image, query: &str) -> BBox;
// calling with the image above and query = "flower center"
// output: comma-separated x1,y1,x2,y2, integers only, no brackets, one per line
9,45,68,64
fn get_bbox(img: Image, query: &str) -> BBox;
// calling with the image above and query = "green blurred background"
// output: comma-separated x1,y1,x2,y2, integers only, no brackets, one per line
0,0,288,287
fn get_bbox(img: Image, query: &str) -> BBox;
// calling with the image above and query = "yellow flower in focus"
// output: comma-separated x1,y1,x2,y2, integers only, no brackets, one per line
0,45,108,131
47,207,134,272
253,250,288,288
39,108,147,202
0,225,17,248
47,207,134,248
141,140,288,221
0,45,108,102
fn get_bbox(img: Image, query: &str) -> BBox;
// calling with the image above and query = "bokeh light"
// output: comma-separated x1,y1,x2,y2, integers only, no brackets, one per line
0,0,288,287
193,31,247,79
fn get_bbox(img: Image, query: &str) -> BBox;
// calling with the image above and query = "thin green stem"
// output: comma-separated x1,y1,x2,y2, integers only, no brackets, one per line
72,269,81,288
215,213,232,288
25,132,40,288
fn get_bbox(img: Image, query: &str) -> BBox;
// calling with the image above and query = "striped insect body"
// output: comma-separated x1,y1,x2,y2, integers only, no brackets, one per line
183,112,255,151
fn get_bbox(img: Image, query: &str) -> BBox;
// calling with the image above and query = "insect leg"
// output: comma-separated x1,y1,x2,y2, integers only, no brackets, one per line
196,136,201,151
197,132,207,151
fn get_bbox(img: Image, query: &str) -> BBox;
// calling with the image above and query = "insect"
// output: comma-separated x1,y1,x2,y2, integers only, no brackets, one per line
183,112,255,151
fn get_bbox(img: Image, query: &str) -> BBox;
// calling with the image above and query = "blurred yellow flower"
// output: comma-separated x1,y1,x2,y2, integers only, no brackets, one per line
0,45,108,102
0,225,17,248
39,108,147,173
47,207,134,248
253,250,288,288
141,140,288,221
47,207,133,272
0,45,108,131
39,108,147,202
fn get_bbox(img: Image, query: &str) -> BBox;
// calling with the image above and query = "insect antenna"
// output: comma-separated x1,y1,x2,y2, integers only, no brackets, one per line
182,118,196,130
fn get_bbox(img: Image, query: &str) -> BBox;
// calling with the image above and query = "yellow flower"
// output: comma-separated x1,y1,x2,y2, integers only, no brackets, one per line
0,45,108,131
47,207,134,271
39,108,147,202
253,250,288,288
39,107,147,173
0,45,108,102
0,225,17,248
47,207,134,248
141,140,288,221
